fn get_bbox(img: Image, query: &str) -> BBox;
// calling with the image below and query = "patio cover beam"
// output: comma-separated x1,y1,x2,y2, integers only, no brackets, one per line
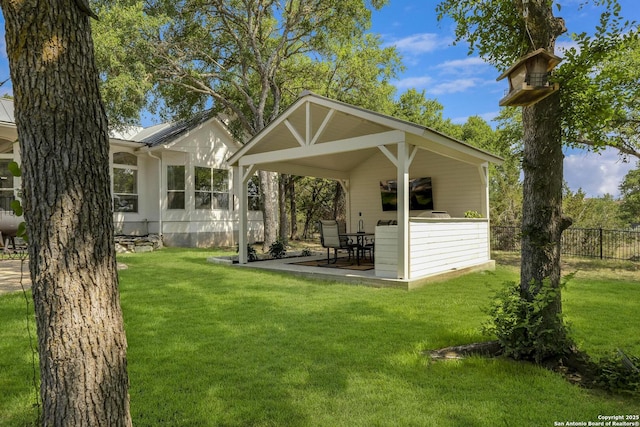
254,161,349,180
238,130,404,167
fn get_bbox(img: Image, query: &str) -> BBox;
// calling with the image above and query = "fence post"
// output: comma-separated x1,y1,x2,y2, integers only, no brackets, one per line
599,228,603,259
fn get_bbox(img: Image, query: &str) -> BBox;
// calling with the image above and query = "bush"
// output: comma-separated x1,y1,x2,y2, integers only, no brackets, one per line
464,210,483,218
595,350,640,396
483,280,572,363
236,243,259,261
268,238,287,259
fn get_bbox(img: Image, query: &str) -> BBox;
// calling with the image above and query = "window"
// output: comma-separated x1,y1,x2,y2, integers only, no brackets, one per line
195,166,229,210
167,165,185,209
0,159,15,211
112,152,138,213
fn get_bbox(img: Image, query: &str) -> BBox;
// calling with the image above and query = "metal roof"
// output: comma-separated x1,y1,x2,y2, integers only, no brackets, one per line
135,110,217,147
0,98,222,148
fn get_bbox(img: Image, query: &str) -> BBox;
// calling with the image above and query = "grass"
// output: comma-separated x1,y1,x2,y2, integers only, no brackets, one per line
1,248,639,426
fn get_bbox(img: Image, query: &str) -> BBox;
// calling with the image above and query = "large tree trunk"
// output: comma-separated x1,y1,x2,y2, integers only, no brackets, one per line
520,95,566,310
332,181,345,223
518,0,570,342
288,177,299,241
1,1,132,425
278,174,288,243
260,170,279,251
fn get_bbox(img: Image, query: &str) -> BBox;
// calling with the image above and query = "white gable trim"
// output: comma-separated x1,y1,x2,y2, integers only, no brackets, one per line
237,130,404,167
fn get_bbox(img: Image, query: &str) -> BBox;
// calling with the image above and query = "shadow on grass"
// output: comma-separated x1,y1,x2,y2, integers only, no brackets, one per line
120,264,498,426
4,249,639,426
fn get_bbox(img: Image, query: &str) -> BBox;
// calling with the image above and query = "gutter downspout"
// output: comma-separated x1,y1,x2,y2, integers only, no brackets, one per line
147,151,163,239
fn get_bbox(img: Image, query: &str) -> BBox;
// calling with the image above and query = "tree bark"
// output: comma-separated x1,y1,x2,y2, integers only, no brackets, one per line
332,182,345,223
288,176,299,241
519,0,569,331
0,1,132,425
520,95,566,315
260,170,279,251
278,174,288,243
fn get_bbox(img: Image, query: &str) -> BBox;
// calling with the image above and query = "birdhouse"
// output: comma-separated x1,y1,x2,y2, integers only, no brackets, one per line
496,48,562,107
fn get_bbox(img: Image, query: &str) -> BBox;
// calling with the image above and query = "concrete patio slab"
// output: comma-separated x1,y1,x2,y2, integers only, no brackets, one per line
208,254,495,290
0,259,31,295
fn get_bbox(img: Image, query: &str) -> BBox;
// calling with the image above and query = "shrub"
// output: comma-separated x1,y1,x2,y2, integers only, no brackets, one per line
236,243,259,261
483,279,572,363
464,210,482,218
268,238,287,259
595,350,640,396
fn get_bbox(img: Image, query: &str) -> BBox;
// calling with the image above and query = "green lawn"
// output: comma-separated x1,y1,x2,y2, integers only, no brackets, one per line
1,248,639,426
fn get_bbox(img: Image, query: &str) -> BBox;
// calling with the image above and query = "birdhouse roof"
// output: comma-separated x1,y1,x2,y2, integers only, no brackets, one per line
496,48,563,81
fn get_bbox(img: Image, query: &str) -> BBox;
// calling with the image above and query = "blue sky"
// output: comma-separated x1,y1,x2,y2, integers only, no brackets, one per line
0,1,638,197
369,0,640,198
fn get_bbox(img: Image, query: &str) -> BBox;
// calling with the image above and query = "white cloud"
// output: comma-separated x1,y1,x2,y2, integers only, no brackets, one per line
436,57,489,73
563,148,635,198
390,33,452,54
430,78,479,95
394,75,434,89
394,74,502,97
451,111,500,125
394,76,482,94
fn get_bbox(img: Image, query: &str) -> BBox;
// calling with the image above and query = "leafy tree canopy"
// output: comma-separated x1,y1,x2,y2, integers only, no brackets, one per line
618,162,640,226
563,186,625,229
438,0,639,160
556,8,639,158
91,0,398,137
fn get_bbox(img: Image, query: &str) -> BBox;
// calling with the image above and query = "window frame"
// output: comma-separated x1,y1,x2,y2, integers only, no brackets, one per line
0,158,16,212
194,166,229,210
112,152,139,213
167,164,186,210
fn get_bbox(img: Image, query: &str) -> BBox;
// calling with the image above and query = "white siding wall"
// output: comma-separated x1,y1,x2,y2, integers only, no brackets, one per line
113,122,264,247
349,147,483,232
374,225,398,278
111,145,154,235
373,219,490,280
409,219,489,278
160,125,263,247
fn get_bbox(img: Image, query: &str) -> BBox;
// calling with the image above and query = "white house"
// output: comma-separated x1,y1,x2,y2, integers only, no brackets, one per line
227,91,503,284
0,98,263,248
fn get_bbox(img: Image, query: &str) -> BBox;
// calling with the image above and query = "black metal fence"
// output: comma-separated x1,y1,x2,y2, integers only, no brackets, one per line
491,225,640,262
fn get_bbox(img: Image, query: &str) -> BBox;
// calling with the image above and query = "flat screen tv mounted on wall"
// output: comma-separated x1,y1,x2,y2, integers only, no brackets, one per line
380,177,434,211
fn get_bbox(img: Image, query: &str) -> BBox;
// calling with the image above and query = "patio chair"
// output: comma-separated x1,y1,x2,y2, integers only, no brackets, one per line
318,219,355,264
360,236,374,263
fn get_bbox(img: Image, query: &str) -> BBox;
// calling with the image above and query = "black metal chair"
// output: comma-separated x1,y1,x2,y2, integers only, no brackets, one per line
318,219,355,264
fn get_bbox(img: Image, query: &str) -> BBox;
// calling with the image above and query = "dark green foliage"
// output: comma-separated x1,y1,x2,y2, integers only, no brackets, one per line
618,163,640,226
236,244,259,261
484,280,572,363
7,162,27,241
268,238,287,259
595,350,640,396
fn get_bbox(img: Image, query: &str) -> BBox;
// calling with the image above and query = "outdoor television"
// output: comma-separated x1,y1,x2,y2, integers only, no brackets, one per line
380,177,434,211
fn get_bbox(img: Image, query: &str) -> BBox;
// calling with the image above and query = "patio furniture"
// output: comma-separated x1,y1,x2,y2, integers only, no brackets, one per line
318,220,355,264
362,235,375,262
0,212,20,250
339,231,374,265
